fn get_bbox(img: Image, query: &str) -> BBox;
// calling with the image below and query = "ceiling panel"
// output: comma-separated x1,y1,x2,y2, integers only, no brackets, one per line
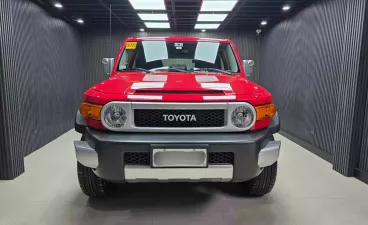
36,0,316,31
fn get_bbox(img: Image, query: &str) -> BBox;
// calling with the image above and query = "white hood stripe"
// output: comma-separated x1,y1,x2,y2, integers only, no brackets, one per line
195,75,219,83
143,75,168,82
128,95,163,100
203,96,236,100
131,82,165,89
201,83,232,91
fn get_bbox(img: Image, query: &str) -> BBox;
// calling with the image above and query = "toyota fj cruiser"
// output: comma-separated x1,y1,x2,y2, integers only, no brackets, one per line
74,37,280,197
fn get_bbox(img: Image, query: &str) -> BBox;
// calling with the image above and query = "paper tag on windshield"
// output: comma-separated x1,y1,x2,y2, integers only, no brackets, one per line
142,41,168,62
126,42,137,50
194,42,220,63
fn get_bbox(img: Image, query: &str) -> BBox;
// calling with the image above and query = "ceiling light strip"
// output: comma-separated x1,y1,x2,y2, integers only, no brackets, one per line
196,0,238,30
129,0,166,10
195,23,220,29
138,13,168,21
197,14,228,22
200,0,238,12
130,1,170,29
144,22,170,29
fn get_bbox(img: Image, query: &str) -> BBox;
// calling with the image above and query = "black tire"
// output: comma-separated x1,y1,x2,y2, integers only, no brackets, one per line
77,162,111,197
242,162,277,196
77,135,111,197
241,135,277,196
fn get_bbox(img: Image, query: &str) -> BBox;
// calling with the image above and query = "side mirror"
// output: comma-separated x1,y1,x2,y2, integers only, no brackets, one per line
102,58,115,75
243,60,254,78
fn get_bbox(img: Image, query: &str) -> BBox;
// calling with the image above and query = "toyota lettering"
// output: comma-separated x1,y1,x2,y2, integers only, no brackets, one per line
163,114,197,122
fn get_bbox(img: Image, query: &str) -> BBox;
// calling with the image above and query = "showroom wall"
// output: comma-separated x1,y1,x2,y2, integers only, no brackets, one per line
357,1,368,182
360,96,368,174
81,31,260,89
0,0,84,179
260,0,368,177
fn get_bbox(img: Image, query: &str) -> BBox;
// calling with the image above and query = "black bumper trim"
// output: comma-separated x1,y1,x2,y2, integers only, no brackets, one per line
86,128,271,145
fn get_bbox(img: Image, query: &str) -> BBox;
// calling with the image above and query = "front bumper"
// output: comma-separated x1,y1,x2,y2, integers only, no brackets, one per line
74,112,280,183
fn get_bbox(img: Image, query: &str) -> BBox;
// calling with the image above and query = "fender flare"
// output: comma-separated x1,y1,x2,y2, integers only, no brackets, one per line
268,112,280,134
75,110,87,134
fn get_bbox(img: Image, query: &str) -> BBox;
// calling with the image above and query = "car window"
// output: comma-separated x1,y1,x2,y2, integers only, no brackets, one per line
117,41,240,74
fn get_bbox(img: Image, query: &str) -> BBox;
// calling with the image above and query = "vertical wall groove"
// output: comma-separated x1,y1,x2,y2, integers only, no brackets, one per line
360,93,368,171
332,0,366,176
0,0,84,179
0,0,24,179
260,0,368,176
82,31,260,89
358,0,368,173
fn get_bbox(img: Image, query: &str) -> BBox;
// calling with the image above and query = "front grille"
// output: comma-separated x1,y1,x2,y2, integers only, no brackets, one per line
124,152,150,165
209,152,234,165
124,152,234,165
134,109,225,127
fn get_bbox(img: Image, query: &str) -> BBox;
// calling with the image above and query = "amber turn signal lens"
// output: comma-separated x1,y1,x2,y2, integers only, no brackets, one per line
255,103,276,121
80,102,103,120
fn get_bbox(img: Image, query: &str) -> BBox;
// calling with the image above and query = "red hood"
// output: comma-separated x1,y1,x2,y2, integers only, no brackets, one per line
92,72,266,96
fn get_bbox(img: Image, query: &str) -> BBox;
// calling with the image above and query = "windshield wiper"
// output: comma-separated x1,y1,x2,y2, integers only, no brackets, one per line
118,68,151,73
154,68,190,73
195,68,233,75
167,68,190,73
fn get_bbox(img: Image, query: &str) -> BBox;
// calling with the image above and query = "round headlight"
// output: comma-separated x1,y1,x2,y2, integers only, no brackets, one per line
103,105,127,128
231,105,254,128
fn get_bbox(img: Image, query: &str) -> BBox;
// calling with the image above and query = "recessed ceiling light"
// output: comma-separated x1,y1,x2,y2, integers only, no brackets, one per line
130,0,166,10
77,19,84,24
54,3,63,8
140,28,145,32
261,21,267,26
282,5,291,11
197,14,228,22
200,0,238,12
195,23,220,29
138,13,168,21
144,22,170,28
201,29,206,32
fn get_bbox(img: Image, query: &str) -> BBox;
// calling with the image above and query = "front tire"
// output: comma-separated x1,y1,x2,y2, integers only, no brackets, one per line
241,135,277,196
77,135,111,197
242,162,277,196
77,162,111,197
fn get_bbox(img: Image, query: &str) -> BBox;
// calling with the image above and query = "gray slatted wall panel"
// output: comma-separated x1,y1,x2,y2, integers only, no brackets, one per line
0,0,84,179
358,1,368,173
260,0,367,176
82,31,260,89
0,0,24,179
332,0,366,176
260,0,346,154
360,95,368,172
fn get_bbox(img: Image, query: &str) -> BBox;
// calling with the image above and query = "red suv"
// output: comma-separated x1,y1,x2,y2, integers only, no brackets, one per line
74,37,280,197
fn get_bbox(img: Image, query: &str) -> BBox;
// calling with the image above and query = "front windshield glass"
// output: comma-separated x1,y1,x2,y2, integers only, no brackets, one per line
117,41,240,74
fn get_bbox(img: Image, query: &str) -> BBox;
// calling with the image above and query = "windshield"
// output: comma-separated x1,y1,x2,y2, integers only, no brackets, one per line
117,41,240,74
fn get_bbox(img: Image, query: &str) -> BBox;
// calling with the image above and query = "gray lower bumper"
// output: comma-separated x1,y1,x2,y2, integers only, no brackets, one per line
124,165,234,182
74,127,280,183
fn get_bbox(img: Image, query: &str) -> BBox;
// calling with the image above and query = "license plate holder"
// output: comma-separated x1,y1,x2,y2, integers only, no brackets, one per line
151,144,208,168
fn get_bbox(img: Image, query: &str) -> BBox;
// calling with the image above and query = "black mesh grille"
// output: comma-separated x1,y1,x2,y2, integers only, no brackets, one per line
209,152,234,164
134,109,225,127
124,152,150,165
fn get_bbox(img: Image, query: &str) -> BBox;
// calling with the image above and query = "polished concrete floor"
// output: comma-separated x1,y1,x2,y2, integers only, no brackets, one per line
1,130,368,225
